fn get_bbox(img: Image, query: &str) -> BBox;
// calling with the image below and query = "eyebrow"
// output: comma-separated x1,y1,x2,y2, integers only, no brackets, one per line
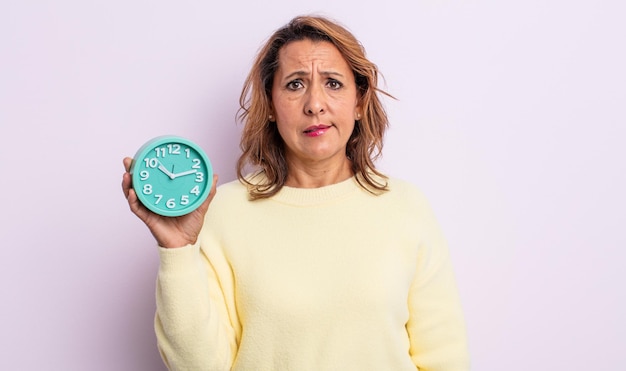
283,70,345,81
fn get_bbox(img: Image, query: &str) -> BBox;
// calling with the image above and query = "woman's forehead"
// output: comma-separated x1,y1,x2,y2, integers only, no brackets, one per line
276,40,351,75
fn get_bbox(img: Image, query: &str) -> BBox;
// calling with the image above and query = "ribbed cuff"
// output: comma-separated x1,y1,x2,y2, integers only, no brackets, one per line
158,243,200,274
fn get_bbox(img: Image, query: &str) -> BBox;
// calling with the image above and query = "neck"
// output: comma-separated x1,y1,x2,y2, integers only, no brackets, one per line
284,156,353,188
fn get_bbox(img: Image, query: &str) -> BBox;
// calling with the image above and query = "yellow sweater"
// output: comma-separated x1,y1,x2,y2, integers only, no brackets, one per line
155,176,469,370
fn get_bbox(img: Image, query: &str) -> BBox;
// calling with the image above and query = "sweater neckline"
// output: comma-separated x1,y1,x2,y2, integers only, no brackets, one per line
271,176,360,206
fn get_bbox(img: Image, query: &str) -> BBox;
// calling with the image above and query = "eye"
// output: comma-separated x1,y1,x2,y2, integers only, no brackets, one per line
327,79,343,90
286,79,304,90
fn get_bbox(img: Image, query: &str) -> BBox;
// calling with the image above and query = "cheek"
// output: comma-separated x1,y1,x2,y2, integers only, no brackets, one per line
338,101,359,121
272,96,298,121
334,93,359,112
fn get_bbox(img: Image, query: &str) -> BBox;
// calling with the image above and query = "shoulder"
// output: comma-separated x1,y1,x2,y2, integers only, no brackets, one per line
383,177,430,204
206,179,252,216
216,178,249,196
375,176,441,223
385,176,420,193
202,179,256,235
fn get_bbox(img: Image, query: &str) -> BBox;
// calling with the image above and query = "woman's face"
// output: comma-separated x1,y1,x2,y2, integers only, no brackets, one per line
271,39,361,168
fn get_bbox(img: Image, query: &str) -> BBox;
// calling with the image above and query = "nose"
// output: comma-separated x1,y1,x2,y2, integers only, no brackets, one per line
304,84,326,115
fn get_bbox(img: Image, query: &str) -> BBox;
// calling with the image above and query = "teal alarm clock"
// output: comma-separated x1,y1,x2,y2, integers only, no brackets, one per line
130,136,213,217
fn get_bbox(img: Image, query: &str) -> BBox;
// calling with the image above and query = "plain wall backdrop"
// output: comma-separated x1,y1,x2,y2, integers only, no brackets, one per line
1,0,624,370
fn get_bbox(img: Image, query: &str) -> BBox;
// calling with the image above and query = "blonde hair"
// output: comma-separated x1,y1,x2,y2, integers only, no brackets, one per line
238,15,392,199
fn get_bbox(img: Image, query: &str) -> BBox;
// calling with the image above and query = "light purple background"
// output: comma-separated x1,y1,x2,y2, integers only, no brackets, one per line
1,1,624,370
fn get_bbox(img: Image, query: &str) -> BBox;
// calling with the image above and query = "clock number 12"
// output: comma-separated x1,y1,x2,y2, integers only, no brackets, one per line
154,144,181,157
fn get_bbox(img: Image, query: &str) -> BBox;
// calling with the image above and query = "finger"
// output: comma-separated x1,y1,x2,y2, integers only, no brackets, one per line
123,157,133,172
209,174,219,198
126,187,151,221
195,174,219,215
122,157,136,199
121,171,133,198
122,174,147,217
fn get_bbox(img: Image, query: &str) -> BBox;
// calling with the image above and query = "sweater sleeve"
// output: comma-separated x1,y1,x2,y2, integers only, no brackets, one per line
406,197,470,371
155,243,238,371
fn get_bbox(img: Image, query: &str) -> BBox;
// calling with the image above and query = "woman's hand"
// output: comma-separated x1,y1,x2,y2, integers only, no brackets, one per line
121,157,218,248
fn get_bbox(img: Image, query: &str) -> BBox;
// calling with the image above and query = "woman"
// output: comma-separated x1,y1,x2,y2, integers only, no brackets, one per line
122,15,469,371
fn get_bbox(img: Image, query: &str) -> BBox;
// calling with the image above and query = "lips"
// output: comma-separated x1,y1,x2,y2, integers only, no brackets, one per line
303,125,331,137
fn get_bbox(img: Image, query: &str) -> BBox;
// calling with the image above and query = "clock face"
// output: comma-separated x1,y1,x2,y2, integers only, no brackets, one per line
130,136,213,217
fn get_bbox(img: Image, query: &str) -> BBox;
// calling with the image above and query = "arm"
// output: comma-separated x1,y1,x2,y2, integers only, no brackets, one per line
407,200,470,371
121,158,236,369
155,243,237,370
